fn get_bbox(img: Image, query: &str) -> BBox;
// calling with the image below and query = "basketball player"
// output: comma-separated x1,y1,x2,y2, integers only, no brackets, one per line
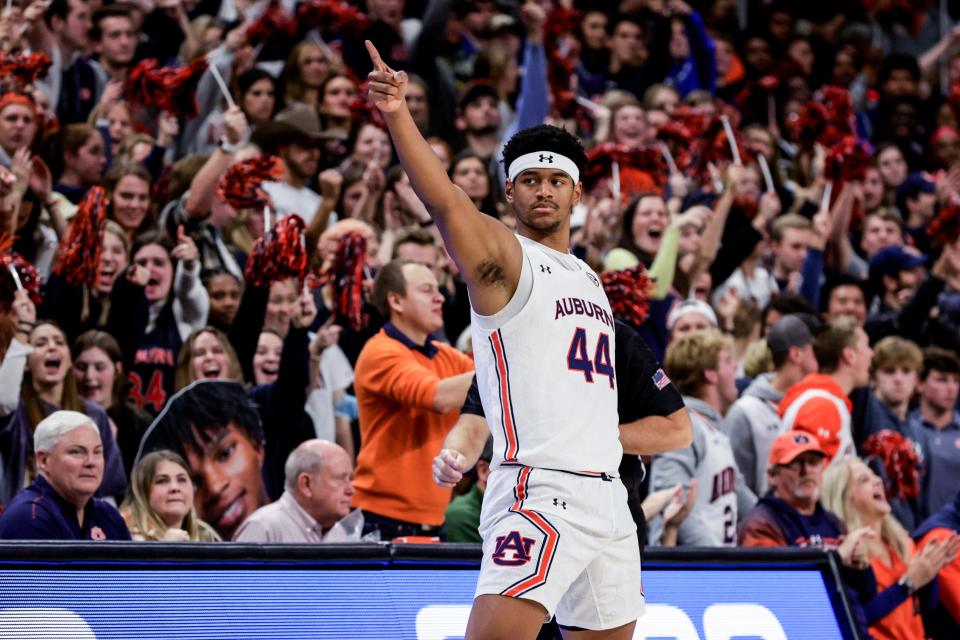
366,42,642,639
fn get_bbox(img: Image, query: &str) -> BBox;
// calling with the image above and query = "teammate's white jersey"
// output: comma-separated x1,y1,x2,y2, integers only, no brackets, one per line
471,236,622,474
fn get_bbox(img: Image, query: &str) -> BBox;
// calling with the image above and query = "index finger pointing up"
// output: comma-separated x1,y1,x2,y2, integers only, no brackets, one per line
365,40,389,72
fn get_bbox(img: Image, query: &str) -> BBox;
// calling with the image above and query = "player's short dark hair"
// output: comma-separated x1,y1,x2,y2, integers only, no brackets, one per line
371,258,416,319
90,4,134,41
138,380,264,463
501,125,587,182
920,347,960,381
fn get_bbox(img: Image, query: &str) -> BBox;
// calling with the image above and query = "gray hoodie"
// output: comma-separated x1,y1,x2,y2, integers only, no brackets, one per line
649,396,756,547
720,373,784,495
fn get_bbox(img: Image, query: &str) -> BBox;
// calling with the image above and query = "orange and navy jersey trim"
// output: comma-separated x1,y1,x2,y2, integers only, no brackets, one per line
500,462,617,481
501,467,560,598
490,330,520,462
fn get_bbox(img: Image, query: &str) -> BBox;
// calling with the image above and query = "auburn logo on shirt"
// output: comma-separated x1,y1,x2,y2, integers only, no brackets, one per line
492,531,536,566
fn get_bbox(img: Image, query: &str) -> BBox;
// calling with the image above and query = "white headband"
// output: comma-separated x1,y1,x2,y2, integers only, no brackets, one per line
506,151,580,184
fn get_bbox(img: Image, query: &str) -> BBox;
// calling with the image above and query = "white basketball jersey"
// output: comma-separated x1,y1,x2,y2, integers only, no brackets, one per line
471,236,622,474
688,412,739,547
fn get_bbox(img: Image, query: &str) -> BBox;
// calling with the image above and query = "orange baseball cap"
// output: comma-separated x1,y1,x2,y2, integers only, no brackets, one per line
769,431,827,466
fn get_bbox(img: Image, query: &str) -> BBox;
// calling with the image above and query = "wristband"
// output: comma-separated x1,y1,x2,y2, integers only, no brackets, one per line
219,137,243,154
898,574,917,595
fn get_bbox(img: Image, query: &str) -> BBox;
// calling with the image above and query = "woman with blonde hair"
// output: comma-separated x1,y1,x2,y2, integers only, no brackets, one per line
821,458,960,640
281,42,337,107
122,450,220,541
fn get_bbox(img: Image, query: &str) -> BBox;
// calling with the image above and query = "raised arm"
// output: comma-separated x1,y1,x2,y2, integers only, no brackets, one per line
365,41,521,316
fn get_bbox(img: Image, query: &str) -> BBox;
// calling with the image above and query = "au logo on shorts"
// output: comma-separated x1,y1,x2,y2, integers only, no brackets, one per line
492,531,536,566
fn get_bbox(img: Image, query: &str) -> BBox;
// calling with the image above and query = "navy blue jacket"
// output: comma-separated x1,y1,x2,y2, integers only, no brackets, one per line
0,475,130,541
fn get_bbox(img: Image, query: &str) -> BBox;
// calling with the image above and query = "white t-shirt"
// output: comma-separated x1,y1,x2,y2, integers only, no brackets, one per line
304,344,354,442
262,181,325,226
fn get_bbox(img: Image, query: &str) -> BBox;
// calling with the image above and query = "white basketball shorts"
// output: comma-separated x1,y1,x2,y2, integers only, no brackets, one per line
474,465,645,630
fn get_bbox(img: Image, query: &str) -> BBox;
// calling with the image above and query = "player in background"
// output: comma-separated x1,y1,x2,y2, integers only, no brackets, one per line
366,41,643,640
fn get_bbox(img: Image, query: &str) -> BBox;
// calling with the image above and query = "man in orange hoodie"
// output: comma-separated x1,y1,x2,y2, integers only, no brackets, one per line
778,318,873,460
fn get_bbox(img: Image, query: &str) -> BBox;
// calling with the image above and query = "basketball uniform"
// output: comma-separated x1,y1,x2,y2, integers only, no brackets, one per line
470,236,644,629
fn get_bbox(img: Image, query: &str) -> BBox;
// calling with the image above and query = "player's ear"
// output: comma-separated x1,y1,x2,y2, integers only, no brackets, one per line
504,179,514,203
572,180,583,205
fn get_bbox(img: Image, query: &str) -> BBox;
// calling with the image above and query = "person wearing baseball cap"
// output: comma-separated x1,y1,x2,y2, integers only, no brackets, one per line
866,245,926,333
741,430,883,640
738,431,841,548
895,172,936,251
722,315,818,494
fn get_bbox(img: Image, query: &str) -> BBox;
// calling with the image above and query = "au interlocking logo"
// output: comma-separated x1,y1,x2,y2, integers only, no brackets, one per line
539,154,554,163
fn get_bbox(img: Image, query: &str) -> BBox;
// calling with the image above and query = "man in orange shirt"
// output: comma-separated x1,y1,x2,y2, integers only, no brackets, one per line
352,258,474,540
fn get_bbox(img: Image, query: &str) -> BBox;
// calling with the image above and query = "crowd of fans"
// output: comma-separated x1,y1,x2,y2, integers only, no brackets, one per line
0,0,960,637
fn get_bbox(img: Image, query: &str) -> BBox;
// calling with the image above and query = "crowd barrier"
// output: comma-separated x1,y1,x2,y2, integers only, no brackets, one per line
0,543,859,639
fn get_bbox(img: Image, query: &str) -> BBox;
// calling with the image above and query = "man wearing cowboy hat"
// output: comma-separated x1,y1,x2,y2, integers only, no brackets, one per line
253,103,347,226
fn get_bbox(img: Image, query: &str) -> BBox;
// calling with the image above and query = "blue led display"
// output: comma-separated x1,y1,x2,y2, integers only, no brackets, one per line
0,567,844,639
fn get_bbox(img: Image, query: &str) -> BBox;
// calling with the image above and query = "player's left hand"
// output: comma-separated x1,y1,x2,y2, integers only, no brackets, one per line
433,449,466,488
365,40,407,113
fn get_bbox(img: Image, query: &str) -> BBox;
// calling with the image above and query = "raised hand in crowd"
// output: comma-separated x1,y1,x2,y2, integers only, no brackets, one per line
310,319,342,359
754,190,782,236
319,168,343,205
222,105,249,148
936,163,960,205
21,0,50,27
171,225,199,270
904,532,960,589
0,165,18,232
126,261,151,288
518,1,546,45
932,238,960,289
